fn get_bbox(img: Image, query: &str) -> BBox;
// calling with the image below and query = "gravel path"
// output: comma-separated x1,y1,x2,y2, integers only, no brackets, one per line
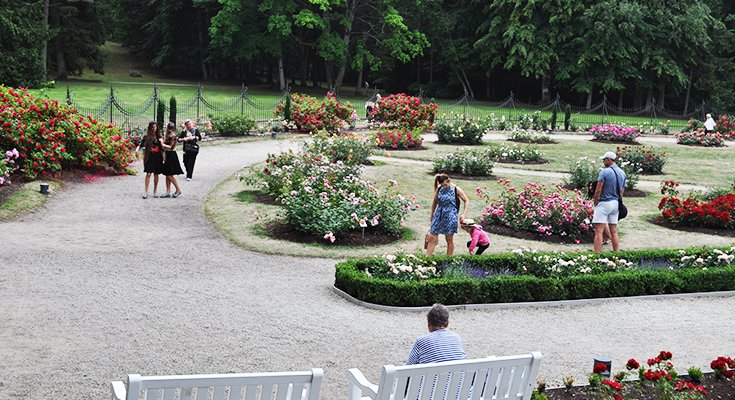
1,139,734,400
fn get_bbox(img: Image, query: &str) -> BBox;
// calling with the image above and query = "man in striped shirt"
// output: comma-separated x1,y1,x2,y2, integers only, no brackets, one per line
406,304,466,365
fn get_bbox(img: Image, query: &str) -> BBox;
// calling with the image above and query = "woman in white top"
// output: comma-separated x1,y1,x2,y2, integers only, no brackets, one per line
704,113,716,133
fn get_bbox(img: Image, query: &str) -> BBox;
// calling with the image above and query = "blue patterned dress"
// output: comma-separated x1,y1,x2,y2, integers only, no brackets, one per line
430,186,458,235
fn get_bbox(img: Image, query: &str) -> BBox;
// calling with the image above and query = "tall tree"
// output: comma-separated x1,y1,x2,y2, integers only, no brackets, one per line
0,0,48,87
47,0,107,79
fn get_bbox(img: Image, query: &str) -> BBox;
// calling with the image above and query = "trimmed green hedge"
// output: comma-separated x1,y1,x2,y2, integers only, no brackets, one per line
334,248,735,306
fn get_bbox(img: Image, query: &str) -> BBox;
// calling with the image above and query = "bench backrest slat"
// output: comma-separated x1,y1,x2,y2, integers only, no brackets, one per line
376,353,542,400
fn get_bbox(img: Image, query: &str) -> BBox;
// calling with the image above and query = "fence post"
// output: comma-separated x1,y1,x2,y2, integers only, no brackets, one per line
109,86,114,125
196,84,201,122
152,84,158,123
66,86,72,106
650,98,657,129
509,91,516,126
240,83,245,116
601,95,608,125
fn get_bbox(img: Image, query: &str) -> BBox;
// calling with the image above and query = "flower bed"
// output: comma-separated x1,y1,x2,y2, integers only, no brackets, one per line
0,86,133,180
488,144,544,164
372,93,436,132
479,179,592,241
0,148,20,185
303,132,374,166
682,118,704,132
334,246,735,306
588,124,641,143
715,114,735,139
274,92,354,134
506,129,554,144
432,149,494,176
676,129,726,147
616,145,666,175
658,181,734,230
435,119,484,144
374,129,422,149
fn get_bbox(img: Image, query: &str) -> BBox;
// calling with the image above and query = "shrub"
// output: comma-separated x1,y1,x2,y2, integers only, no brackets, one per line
565,157,600,190
687,367,704,384
550,109,557,130
0,148,20,185
479,113,509,131
564,105,571,130
506,130,553,144
710,356,735,379
675,128,726,147
435,119,484,144
374,129,422,149
615,145,666,175
169,96,177,125
588,124,641,143
372,93,436,132
210,115,257,136
715,114,735,139
432,149,494,176
517,111,544,130
0,86,133,180
156,99,165,129
488,144,543,164
682,118,704,132
334,246,735,306
303,132,374,166
479,179,593,241
274,92,354,134
659,120,670,135
658,181,734,229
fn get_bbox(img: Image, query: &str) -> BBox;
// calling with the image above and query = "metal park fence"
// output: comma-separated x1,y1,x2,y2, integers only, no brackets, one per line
66,83,718,133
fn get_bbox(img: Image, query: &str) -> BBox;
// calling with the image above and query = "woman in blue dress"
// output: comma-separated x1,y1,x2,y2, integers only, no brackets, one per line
426,173,469,256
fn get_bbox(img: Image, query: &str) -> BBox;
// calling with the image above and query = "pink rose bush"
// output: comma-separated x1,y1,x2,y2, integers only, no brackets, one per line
675,128,726,147
374,129,422,149
479,179,593,241
372,93,436,132
588,124,641,143
0,148,20,185
274,92,354,134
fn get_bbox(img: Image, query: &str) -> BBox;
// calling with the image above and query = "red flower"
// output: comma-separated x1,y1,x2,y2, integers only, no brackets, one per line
593,362,608,374
626,359,640,370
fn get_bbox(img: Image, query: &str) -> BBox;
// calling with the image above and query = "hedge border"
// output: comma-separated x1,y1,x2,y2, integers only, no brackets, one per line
334,247,735,307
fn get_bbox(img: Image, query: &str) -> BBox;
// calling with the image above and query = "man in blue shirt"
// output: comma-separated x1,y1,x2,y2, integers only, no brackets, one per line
406,304,466,365
592,151,626,252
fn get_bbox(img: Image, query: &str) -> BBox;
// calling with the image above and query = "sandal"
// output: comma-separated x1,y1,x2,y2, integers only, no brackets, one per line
173,191,181,198
153,193,160,198
142,193,148,199
162,193,172,198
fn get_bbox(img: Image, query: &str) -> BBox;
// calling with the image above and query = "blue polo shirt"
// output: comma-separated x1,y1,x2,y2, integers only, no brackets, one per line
597,165,626,202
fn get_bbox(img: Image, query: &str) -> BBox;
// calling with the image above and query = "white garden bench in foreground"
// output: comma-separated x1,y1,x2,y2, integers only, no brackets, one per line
111,368,323,400
347,352,542,400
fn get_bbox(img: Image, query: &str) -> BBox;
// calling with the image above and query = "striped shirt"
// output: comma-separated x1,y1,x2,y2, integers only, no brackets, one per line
406,329,466,365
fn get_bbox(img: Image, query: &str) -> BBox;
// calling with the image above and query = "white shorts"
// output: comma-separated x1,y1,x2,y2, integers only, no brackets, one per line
593,200,619,225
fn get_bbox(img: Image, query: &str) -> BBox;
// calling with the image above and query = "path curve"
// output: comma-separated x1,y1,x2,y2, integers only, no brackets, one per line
1,139,734,400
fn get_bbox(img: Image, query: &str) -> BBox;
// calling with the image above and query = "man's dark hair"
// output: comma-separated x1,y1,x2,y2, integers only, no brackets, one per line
427,304,450,328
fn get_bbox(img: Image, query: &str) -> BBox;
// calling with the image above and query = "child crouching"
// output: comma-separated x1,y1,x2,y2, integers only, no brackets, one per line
461,219,490,255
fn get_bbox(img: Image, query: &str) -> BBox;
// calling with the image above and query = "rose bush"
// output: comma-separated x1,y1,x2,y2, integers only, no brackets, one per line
675,128,726,147
0,86,133,180
372,93,436,132
488,144,544,164
274,92,354,134
435,119,484,144
479,179,593,241
658,181,734,229
303,132,374,166
0,148,20,185
715,114,735,139
710,356,735,379
432,149,494,176
506,129,553,144
588,124,641,143
374,129,422,149
616,145,667,174
682,118,704,132
565,156,600,190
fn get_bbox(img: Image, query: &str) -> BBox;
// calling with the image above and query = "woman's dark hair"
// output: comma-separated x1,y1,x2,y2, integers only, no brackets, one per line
146,121,158,137
434,173,451,191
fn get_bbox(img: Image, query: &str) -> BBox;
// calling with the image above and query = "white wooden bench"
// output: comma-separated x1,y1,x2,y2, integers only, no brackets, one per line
347,353,542,400
111,368,323,400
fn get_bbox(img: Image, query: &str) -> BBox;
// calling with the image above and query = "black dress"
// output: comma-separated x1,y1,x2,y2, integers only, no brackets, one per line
143,136,164,174
162,136,184,176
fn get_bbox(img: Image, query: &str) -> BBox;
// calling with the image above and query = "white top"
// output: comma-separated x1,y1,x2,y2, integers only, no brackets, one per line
704,117,716,130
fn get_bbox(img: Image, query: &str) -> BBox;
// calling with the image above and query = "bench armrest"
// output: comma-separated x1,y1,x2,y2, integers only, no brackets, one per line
111,381,126,400
347,368,378,400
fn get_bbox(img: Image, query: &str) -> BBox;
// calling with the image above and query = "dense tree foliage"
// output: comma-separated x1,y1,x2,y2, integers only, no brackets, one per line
2,0,735,111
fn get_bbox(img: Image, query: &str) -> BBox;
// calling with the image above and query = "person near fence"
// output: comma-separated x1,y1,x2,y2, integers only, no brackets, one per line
179,119,202,181
161,122,183,198
460,219,490,255
135,121,163,199
592,151,626,252
426,173,469,256
406,303,466,365
704,113,716,133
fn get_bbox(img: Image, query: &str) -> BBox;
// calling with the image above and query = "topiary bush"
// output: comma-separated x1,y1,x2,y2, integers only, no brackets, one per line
169,96,177,125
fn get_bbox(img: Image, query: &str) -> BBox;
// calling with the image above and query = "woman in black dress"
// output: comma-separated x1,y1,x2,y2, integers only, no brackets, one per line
135,121,164,199
161,122,183,198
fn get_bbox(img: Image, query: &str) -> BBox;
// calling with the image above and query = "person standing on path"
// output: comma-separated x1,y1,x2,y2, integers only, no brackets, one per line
179,119,202,181
704,113,716,133
426,173,469,256
592,151,626,252
406,304,466,365
135,121,163,199
161,122,184,198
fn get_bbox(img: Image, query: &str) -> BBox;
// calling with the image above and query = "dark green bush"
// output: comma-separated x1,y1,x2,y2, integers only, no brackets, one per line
169,96,177,125
564,105,571,130
334,247,735,306
211,115,257,136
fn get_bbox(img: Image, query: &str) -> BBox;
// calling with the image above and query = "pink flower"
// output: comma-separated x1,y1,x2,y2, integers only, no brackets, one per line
359,217,368,228
323,232,336,243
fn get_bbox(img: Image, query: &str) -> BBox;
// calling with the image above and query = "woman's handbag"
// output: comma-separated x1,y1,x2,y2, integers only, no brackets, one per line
184,141,199,154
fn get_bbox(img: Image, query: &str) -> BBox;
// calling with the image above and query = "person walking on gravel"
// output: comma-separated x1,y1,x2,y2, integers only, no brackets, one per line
179,119,202,181
135,121,164,199
592,151,626,252
426,174,469,256
406,304,466,365
161,122,184,198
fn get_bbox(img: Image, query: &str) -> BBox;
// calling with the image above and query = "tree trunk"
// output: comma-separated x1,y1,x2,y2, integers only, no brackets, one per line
324,62,335,91
42,0,50,81
618,90,624,110
277,58,286,91
311,60,319,87
52,10,66,80
197,10,208,80
585,89,593,110
266,62,273,85
429,50,434,84
683,70,693,114
335,65,347,94
658,82,665,109
354,67,363,95
541,73,551,103
646,87,653,108
300,46,308,86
